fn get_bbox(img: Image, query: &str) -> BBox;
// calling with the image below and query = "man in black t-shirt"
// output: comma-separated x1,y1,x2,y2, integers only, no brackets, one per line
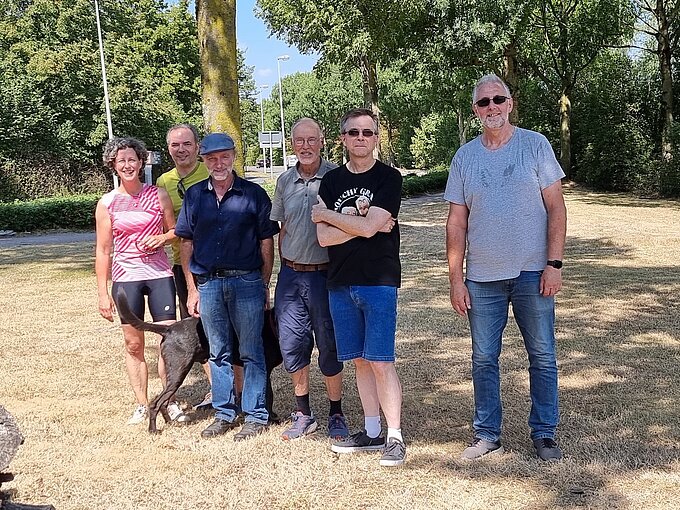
311,108,406,467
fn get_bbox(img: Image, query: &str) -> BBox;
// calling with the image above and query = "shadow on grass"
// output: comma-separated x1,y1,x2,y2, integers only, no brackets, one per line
394,197,680,508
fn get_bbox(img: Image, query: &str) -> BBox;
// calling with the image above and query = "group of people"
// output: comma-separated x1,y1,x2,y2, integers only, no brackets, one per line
95,73,567,466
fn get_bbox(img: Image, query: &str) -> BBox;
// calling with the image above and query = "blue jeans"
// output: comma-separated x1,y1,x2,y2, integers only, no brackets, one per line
197,271,268,424
466,271,559,442
328,286,398,362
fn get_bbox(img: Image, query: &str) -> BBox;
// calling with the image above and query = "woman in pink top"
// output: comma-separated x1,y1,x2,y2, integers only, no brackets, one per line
95,137,187,425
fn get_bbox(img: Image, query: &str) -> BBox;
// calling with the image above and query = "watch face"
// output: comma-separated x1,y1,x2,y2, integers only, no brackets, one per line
548,260,563,269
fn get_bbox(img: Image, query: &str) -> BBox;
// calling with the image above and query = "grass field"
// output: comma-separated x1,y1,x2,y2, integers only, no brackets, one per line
1,187,679,510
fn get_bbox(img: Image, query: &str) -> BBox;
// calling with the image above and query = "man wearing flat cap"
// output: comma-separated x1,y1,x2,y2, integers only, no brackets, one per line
175,133,280,441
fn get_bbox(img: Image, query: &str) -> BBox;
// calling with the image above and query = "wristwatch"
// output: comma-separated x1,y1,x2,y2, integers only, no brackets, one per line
546,260,563,269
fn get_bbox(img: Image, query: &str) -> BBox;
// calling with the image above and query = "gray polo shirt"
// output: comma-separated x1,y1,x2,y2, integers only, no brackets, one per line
270,159,337,264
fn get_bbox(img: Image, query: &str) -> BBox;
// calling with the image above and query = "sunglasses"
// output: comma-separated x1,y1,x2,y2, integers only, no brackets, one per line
135,239,159,255
342,128,377,138
475,95,511,108
177,179,186,199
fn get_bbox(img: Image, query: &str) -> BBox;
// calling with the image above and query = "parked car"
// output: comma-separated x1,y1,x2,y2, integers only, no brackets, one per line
256,157,270,168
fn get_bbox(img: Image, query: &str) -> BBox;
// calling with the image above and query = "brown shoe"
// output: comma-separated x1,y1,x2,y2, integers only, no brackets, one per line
233,421,268,442
201,418,237,438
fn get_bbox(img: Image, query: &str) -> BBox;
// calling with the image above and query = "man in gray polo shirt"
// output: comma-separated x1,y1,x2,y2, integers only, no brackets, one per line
445,74,567,461
270,117,349,441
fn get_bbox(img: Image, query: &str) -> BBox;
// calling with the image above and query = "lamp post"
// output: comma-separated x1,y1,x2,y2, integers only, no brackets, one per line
277,54,290,168
258,84,269,174
94,0,117,187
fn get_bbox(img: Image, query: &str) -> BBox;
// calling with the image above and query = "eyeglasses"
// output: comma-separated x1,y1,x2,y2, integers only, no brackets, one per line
293,137,319,147
474,95,511,108
342,128,377,138
177,179,186,199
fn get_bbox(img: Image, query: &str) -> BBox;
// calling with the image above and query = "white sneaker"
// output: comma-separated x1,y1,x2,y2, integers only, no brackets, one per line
167,401,190,423
193,391,212,410
127,404,147,425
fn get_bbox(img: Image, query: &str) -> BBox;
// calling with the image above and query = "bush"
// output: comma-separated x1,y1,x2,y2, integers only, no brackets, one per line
0,195,99,232
402,169,449,197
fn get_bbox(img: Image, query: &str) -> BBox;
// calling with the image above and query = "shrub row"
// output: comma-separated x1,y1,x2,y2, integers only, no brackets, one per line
0,170,450,232
0,195,99,232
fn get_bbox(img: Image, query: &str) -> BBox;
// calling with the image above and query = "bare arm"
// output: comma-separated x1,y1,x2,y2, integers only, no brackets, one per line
179,238,199,317
260,237,274,309
446,203,470,316
540,180,567,296
95,200,115,321
139,188,176,251
312,196,394,247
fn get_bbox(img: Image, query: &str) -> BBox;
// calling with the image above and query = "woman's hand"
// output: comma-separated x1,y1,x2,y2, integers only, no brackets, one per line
99,293,116,322
138,233,167,252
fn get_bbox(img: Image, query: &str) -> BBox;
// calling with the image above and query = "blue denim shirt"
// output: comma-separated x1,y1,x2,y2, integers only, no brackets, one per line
175,175,279,275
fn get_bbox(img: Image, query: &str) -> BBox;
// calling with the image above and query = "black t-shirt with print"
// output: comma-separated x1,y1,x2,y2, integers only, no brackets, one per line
318,160,402,288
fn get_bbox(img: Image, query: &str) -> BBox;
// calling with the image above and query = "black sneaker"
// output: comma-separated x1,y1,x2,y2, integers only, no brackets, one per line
460,437,504,460
380,438,406,467
200,418,237,438
233,421,268,442
533,437,562,461
330,430,385,453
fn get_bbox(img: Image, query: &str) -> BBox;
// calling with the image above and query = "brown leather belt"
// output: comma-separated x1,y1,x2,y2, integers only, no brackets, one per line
283,258,329,272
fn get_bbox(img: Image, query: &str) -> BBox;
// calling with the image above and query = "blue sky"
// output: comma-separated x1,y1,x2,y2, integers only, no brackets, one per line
236,0,318,98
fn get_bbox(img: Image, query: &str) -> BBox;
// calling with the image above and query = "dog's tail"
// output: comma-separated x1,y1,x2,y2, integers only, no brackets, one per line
115,288,170,336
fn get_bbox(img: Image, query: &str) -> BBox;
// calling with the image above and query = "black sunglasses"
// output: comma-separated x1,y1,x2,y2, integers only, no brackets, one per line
342,128,376,137
475,95,511,108
177,179,186,199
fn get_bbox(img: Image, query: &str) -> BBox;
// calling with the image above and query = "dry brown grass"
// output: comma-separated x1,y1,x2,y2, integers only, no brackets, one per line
1,187,679,510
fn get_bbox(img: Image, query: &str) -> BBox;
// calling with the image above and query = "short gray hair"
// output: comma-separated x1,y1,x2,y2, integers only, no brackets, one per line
102,137,148,171
472,74,512,103
291,118,323,140
166,123,200,145
340,108,378,134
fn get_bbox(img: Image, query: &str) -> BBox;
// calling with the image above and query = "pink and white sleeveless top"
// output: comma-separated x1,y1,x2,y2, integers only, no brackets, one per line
101,184,173,282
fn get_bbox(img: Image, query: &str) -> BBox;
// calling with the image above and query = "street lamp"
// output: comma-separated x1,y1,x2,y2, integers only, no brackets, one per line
94,0,117,187
277,54,290,168
258,85,269,174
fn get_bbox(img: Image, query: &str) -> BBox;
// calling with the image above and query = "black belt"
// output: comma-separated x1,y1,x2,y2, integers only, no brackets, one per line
282,258,329,272
207,268,254,278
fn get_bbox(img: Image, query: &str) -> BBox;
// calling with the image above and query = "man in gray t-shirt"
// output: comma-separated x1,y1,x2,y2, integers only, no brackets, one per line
270,117,348,442
445,74,567,462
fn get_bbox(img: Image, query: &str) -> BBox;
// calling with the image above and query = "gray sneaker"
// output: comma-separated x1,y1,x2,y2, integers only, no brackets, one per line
281,411,318,440
533,438,562,461
330,430,385,453
380,438,406,467
460,437,504,460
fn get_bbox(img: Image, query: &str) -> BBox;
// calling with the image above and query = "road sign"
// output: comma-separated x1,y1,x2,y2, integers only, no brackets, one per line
259,131,283,149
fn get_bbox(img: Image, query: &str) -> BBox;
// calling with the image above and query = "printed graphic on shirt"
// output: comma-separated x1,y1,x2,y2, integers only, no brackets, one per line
333,187,373,217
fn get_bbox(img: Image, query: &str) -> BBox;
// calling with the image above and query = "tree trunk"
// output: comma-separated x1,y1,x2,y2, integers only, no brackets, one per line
559,90,572,179
657,0,673,161
457,107,467,147
360,56,381,158
503,40,520,125
196,0,244,175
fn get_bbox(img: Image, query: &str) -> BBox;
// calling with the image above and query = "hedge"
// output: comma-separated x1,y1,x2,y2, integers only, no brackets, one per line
0,170,450,232
0,195,99,232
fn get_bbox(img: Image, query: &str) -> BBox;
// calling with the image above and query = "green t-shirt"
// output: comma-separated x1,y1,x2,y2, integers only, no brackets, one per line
156,162,209,264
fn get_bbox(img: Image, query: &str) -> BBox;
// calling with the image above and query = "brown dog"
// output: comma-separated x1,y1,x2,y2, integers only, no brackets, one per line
115,289,282,434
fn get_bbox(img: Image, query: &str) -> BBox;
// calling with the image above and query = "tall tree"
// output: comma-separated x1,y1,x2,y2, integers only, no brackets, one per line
196,0,244,174
522,0,631,177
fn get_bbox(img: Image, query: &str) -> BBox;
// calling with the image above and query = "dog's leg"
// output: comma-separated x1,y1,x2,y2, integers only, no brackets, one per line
148,362,194,434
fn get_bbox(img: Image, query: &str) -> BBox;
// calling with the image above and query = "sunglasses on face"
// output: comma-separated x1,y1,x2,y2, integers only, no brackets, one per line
342,128,377,138
475,95,511,108
177,179,186,199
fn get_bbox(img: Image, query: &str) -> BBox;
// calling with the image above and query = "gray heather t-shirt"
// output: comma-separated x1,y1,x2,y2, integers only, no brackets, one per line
444,127,565,282
270,159,337,264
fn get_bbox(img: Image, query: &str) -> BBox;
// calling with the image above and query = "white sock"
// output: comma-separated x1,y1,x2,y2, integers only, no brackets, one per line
387,428,403,442
364,416,381,438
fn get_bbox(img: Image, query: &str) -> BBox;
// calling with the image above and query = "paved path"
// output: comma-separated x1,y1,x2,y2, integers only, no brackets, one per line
0,231,95,248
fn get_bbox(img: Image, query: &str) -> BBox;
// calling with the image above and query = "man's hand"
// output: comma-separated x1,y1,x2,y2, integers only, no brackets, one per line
311,196,328,223
378,217,396,233
540,266,563,297
187,288,200,317
450,280,471,317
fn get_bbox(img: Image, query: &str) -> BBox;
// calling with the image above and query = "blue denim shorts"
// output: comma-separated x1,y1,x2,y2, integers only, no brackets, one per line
328,285,398,362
